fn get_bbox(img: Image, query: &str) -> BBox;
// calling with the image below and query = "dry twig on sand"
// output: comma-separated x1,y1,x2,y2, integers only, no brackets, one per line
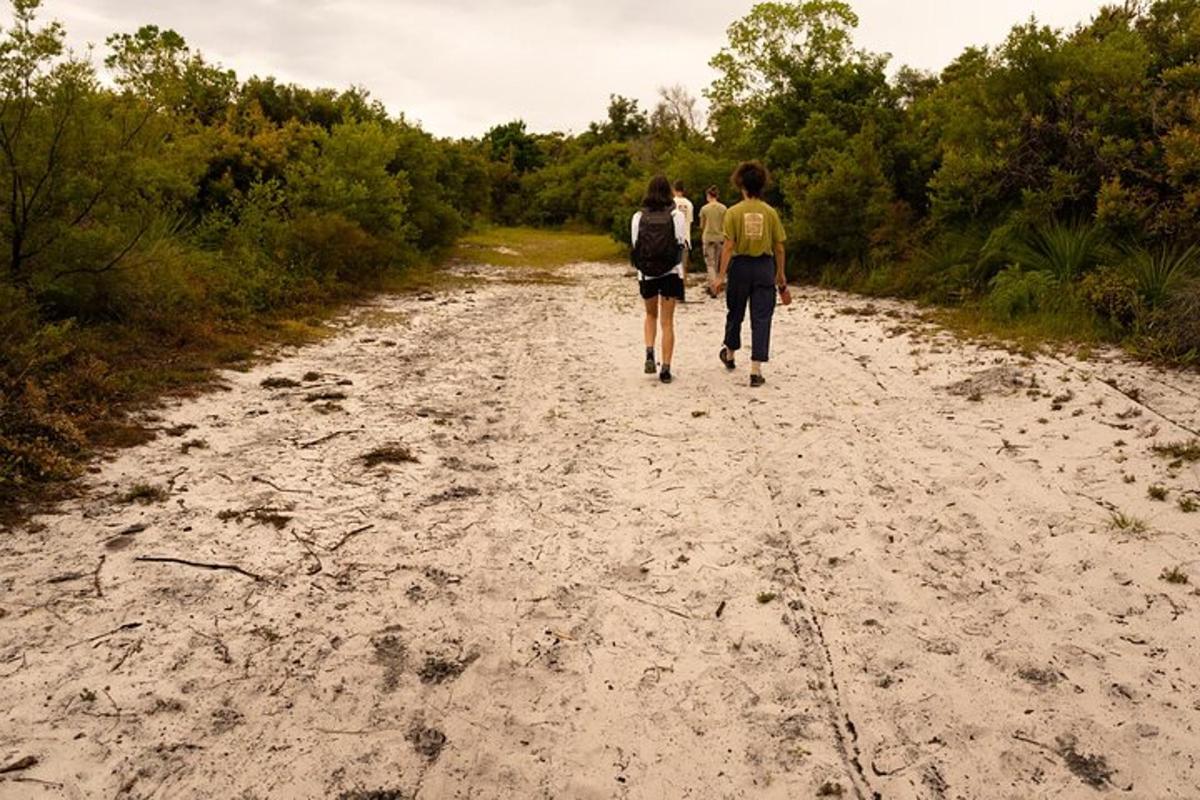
134,556,265,582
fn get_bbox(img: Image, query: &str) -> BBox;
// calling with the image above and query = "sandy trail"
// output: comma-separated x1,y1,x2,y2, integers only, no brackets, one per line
2,258,1199,800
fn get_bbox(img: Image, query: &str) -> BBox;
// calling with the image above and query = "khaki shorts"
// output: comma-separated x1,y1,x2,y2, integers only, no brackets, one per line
703,240,725,278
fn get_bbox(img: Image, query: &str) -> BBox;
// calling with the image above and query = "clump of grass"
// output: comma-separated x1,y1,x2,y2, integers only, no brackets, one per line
1179,496,1198,513
1147,485,1169,502
260,376,300,390
1160,566,1189,585
451,226,625,270
757,592,778,605
362,444,419,468
120,483,167,505
1122,474,1137,484
1152,439,1200,462
1108,511,1149,535
180,438,208,455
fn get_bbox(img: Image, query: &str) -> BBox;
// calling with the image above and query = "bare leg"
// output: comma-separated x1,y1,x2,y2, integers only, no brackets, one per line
659,297,677,367
644,297,659,350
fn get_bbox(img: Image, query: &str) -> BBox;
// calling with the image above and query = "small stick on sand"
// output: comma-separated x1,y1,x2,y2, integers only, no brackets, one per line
606,587,694,620
300,430,358,449
329,525,375,552
0,755,38,774
251,475,314,495
92,555,106,598
135,556,265,582
66,622,143,649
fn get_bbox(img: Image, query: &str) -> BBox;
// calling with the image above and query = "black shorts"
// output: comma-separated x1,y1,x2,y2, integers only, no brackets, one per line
639,274,684,300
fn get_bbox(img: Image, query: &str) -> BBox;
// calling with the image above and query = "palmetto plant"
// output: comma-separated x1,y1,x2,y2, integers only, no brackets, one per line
1121,244,1200,309
1006,222,1112,283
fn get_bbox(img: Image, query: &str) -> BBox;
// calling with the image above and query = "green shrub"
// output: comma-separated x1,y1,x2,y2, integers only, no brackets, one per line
1120,244,1200,310
985,266,1058,319
1079,266,1139,328
1005,222,1111,283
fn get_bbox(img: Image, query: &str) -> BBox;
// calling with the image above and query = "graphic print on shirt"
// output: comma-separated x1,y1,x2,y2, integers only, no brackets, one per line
744,212,765,239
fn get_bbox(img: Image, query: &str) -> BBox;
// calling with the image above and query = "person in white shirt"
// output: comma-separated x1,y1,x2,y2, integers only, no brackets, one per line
672,181,695,298
631,175,689,384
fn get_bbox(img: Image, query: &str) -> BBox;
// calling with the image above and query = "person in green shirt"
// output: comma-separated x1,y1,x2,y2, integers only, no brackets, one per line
698,186,728,297
710,161,787,387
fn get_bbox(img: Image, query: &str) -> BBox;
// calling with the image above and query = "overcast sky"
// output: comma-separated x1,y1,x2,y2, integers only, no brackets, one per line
47,0,1112,138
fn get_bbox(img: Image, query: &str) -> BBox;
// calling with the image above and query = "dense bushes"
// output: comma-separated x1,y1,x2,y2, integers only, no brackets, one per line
0,1,491,504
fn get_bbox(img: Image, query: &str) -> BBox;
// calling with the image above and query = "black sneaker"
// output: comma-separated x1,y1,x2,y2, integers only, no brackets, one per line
644,352,656,374
750,374,766,388
660,367,673,384
719,347,736,371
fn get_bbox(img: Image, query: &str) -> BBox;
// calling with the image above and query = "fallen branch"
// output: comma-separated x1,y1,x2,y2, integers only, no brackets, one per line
66,622,143,650
300,430,357,449
93,555,106,598
290,530,324,575
0,755,38,775
252,475,314,495
329,525,375,552
46,571,87,585
135,556,265,582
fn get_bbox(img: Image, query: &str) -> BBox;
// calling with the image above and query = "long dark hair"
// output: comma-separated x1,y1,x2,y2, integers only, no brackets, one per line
641,175,674,211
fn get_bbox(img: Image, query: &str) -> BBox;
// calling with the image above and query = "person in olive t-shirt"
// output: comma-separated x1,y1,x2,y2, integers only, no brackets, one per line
698,186,727,297
710,161,787,387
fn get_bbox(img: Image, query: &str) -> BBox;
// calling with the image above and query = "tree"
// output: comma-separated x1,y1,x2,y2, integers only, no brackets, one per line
105,25,236,123
0,0,166,289
651,85,701,141
708,1,860,117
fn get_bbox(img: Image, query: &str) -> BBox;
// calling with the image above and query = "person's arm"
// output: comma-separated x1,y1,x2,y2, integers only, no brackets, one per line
714,239,735,293
774,242,787,287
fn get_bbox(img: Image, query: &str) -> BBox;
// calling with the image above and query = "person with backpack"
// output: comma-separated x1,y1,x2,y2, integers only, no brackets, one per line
632,175,688,384
710,161,788,388
698,186,727,297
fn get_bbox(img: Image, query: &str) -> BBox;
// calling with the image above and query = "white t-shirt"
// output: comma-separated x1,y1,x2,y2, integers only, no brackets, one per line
674,196,694,244
631,208,688,280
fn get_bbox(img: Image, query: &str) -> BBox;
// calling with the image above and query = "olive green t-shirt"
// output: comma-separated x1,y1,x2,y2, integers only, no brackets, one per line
722,199,786,257
699,201,728,243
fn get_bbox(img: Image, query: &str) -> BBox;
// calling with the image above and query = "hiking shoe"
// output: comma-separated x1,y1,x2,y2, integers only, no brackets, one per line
719,347,736,371
644,355,656,374
660,367,673,384
750,374,766,388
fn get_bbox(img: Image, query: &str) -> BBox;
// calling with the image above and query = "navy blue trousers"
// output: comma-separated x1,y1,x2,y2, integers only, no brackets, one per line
724,255,777,363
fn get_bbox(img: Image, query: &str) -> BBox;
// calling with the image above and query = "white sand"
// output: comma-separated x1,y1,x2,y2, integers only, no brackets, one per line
1,261,1198,799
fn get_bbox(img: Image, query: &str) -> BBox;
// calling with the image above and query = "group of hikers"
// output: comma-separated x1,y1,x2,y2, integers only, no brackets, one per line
631,160,789,387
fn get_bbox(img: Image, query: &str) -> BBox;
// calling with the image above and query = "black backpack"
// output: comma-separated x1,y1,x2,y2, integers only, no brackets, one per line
632,208,680,277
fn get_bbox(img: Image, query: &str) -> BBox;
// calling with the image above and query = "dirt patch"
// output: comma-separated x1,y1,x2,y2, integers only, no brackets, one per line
944,366,1031,398
372,633,408,692
406,720,447,761
417,652,478,685
427,486,480,505
1056,735,1116,789
362,444,419,468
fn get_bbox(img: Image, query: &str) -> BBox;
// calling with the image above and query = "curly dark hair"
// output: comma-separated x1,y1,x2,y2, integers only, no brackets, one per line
641,175,674,211
732,161,768,198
